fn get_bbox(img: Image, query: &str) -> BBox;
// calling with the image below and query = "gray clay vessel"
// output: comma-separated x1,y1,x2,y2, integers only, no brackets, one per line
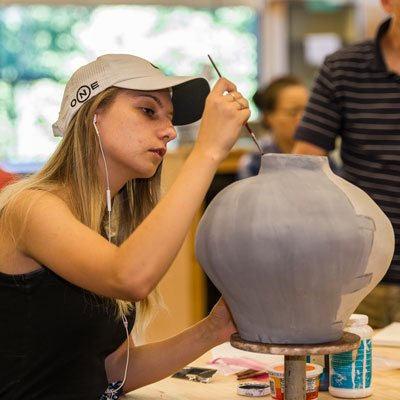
195,154,394,344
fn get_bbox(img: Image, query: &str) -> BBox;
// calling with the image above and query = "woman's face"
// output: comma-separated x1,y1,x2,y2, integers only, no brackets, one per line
265,84,308,147
94,88,177,183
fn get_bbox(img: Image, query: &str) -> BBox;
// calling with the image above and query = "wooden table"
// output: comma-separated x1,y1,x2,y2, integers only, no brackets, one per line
123,344,400,399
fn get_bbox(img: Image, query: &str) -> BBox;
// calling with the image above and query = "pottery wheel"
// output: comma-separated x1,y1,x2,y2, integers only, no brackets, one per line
230,332,360,400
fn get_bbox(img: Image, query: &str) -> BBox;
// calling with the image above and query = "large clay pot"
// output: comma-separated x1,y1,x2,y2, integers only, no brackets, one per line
195,154,394,344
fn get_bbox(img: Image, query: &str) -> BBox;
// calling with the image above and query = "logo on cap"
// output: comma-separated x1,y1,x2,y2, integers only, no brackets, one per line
70,81,100,107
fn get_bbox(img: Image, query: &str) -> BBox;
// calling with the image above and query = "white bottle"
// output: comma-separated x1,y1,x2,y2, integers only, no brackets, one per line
329,314,373,398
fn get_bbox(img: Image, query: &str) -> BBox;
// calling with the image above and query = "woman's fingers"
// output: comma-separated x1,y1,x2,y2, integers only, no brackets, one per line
204,79,250,121
209,78,249,107
212,77,237,95
195,77,251,162
211,79,249,108
226,91,249,110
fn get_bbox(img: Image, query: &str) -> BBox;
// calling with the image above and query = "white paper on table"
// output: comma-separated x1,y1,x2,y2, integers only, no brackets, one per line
373,354,400,371
372,322,400,347
209,341,283,376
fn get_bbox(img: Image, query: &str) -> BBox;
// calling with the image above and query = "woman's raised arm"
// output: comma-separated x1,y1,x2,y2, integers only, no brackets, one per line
16,78,250,301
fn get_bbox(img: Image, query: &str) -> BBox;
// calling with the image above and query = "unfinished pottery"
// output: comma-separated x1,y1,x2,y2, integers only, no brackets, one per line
195,154,394,344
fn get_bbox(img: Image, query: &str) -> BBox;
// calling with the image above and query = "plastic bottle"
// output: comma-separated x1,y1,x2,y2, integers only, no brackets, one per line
329,314,373,398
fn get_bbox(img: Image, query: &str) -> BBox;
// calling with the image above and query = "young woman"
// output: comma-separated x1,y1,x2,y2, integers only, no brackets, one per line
0,54,250,399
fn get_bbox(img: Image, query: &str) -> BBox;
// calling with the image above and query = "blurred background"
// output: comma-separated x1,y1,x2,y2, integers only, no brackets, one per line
0,0,386,171
0,0,389,341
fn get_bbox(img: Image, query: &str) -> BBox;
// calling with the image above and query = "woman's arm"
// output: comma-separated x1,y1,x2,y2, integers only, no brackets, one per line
13,78,250,301
105,298,236,392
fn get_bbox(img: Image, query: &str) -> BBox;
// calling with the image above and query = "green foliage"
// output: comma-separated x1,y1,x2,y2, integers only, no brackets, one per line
0,5,258,165
0,6,91,83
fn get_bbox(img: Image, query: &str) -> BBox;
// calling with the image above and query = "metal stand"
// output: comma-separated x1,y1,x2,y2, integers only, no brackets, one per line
231,332,360,400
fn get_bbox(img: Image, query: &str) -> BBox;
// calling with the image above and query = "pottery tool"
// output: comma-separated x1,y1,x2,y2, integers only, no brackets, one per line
207,54,264,155
236,368,268,380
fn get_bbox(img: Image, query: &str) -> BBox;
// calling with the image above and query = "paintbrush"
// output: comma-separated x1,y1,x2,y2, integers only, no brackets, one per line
236,368,268,380
207,54,264,155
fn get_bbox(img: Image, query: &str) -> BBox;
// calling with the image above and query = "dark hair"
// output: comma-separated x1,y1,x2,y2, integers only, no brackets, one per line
253,75,304,112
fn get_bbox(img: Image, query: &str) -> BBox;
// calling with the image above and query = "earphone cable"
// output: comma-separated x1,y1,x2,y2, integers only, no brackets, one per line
93,115,130,396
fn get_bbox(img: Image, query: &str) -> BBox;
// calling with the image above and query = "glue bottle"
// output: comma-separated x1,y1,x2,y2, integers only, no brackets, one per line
329,314,373,398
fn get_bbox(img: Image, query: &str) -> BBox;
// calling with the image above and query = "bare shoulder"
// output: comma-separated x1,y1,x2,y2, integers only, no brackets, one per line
7,188,70,213
0,189,72,274
1,188,69,235
5,189,74,229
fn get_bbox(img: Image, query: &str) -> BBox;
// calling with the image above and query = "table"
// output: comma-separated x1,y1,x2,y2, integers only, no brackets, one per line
123,343,400,399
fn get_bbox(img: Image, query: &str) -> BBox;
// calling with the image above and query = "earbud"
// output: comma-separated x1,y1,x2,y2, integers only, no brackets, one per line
93,114,129,396
93,115,112,213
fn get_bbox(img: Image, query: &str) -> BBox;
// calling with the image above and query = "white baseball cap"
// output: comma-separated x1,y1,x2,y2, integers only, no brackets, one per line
52,54,210,137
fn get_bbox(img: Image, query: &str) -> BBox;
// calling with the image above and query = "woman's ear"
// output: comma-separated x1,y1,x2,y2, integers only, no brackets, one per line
380,0,394,14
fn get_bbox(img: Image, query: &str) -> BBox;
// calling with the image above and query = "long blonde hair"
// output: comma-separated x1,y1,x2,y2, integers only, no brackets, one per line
0,87,162,331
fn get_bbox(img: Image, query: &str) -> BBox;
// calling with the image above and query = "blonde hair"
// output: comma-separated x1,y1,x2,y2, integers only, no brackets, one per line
0,87,162,334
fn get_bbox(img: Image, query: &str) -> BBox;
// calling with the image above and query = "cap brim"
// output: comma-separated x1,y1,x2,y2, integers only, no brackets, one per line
114,76,210,126
171,78,210,126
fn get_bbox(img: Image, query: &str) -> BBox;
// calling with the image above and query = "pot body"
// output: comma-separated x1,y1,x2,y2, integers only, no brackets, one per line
195,154,394,344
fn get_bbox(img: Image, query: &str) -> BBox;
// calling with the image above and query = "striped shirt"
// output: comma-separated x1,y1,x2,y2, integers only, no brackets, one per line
294,19,400,284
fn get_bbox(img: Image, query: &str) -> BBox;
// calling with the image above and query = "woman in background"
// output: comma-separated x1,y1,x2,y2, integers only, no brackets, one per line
238,75,308,179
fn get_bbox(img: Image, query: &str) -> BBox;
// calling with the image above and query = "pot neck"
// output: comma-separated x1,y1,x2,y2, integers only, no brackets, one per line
259,153,329,174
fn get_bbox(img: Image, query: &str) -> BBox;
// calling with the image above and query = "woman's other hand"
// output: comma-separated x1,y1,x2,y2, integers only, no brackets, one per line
205,297,237,345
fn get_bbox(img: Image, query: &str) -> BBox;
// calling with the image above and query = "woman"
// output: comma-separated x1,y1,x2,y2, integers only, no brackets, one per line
238,75,308,179
0,54,250,399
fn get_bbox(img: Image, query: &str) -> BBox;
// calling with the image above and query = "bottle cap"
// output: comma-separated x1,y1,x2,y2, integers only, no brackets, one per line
346,313,369,327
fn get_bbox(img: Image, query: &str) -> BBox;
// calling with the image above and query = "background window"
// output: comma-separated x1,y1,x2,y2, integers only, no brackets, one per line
0,5,258,171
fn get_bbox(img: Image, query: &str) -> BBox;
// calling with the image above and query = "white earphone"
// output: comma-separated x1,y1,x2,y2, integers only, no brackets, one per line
93,114,112,213
93,114,130,396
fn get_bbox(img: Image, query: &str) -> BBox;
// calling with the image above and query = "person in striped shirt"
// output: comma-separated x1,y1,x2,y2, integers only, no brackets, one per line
293,0,400,328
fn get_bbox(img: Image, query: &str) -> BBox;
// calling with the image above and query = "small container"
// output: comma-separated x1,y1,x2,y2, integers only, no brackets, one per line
237,382,270,397
329,314,373,398
267,362,323,400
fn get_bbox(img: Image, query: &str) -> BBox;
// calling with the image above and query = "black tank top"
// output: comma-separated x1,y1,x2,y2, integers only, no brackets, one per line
0,267,135,399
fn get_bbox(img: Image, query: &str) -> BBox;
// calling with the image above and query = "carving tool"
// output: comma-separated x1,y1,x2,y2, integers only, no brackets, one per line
236,368,268,380
207,54,264,155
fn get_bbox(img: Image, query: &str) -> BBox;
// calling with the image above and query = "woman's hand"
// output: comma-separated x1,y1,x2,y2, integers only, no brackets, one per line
111,297,238,392
194,78,251,164
205,297,237,345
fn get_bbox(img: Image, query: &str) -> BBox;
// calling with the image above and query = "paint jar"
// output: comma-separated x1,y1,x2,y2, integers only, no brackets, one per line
237,382,270,397
267,362,323,400
329,314,373,398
